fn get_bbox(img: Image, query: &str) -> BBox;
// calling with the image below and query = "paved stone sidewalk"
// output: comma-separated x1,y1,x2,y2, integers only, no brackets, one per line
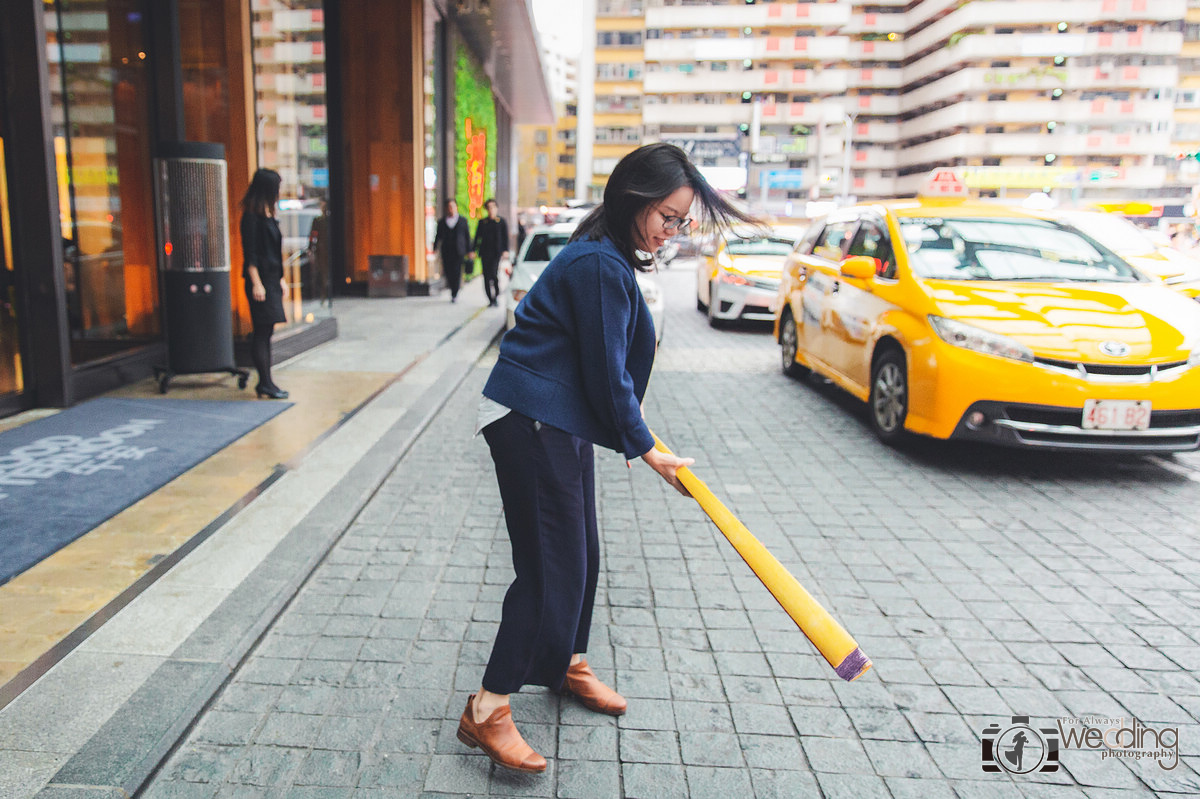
141,279,1200,797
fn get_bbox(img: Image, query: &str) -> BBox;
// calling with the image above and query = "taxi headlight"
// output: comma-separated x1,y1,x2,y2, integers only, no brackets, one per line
928,315,1034,363
1189,345,1200,368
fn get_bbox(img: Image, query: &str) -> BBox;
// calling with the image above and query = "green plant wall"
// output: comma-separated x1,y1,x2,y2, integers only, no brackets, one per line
455,42,498,276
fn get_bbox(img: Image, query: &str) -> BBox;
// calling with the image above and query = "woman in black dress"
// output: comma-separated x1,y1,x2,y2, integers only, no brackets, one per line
239,169,289,399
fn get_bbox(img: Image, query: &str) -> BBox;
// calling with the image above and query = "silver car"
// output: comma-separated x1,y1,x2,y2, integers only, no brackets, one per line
506,223,665,342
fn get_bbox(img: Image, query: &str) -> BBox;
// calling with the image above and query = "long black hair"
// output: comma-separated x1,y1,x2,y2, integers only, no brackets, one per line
241,168,282,217
571,142,763,271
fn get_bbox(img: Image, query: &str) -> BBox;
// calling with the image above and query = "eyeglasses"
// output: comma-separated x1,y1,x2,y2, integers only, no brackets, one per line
659,211,693,232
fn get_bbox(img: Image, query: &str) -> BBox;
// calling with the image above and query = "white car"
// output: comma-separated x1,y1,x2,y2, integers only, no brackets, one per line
506,223,665,342
696,234,795,326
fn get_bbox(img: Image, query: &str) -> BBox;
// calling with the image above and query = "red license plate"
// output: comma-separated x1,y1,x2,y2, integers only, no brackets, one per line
1082,399,1151,431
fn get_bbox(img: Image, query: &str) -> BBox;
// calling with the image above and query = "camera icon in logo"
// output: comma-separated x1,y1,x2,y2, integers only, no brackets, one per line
982,715,1060,774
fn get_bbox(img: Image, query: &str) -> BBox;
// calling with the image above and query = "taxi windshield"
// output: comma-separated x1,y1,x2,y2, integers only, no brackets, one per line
899,217,1144,283
726,237,794,257
1056,212,1158,256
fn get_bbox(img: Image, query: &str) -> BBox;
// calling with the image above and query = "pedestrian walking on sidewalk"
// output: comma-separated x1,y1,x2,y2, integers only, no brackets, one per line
459,142,763,773
239,168,289,400
470,198,509,307
433,198,471,302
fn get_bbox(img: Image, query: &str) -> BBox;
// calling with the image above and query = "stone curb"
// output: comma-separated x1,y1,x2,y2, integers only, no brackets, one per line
31,318,503,798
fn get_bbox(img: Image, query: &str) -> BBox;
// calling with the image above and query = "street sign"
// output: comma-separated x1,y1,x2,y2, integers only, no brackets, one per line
761,168,805,189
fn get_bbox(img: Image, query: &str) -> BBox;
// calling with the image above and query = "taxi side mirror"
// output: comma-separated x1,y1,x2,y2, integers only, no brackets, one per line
840,255,877,281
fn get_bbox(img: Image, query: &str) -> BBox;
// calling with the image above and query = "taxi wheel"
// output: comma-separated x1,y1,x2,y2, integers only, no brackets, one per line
779,311,810,379
869,349,908,444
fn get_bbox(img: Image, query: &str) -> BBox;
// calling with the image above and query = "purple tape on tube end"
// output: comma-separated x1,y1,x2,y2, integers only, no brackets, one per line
834,648,872,682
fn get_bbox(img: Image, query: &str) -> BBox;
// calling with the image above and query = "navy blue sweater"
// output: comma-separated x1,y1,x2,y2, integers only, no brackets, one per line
483,236,657,459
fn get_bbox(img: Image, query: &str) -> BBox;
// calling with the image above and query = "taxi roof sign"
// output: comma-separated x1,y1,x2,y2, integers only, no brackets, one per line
919,168,969,198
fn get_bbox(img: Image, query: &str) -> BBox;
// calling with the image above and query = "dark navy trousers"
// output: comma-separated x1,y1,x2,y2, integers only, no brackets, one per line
481,410,599,694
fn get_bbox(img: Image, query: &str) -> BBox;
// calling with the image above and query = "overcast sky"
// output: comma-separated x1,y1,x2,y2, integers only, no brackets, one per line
532,0,584,56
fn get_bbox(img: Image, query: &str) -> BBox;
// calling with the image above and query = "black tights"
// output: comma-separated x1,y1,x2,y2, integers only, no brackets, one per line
251,323,276,389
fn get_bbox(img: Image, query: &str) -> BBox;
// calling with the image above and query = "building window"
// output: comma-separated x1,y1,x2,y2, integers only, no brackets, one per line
597,31,644,47
595,126,643,144
596,62,644,80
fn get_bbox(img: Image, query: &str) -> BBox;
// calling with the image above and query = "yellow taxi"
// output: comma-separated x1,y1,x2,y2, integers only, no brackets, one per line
696,233,796,327
774,172,1200,451
1052,209,1200,300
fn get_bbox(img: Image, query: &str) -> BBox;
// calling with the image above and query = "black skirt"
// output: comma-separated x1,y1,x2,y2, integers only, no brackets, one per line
246,285,287,327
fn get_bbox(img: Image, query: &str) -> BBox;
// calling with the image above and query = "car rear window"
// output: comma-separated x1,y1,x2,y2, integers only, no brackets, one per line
523,234,571,263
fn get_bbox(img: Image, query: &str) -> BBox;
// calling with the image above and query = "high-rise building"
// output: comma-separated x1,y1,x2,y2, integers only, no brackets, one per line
519,28,580,209
582,0,1193,217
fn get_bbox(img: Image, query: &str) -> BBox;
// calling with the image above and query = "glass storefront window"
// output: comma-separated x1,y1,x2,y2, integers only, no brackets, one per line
46,0,160,365
0,84,21,397
250,0,331,323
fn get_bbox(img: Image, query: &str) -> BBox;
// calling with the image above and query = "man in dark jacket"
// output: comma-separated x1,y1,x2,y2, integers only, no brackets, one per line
433,198,471,302
471,198,510,306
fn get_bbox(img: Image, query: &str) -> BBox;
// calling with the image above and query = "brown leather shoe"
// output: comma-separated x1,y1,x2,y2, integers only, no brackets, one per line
563,659,627,716
456,695,547,773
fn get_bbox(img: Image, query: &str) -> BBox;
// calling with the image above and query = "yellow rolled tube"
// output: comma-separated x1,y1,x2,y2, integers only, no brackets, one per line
652,435,871,681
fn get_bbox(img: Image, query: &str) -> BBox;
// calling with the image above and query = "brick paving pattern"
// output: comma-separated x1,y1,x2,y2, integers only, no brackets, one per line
143,267,1200,797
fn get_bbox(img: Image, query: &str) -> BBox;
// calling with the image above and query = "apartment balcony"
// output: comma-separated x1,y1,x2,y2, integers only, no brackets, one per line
757,100,849,126
900,130,1172,163
903,0,960,32
849,147,898,170
900,65,1179,110
849,67,904,90
643,102,753,126
643,68,848,95
645,35,850,63
854,119,901,144
849,39,905,62
850,174,901,198
907,0,1187,56
254,40,325,65
594,111,642,127
645,3,850,31
843,11,907,36
294,104,328,125
259,71,327,94
252,8,324,35
901,99,1173,139
904,30,1182,86
848,93,902,116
